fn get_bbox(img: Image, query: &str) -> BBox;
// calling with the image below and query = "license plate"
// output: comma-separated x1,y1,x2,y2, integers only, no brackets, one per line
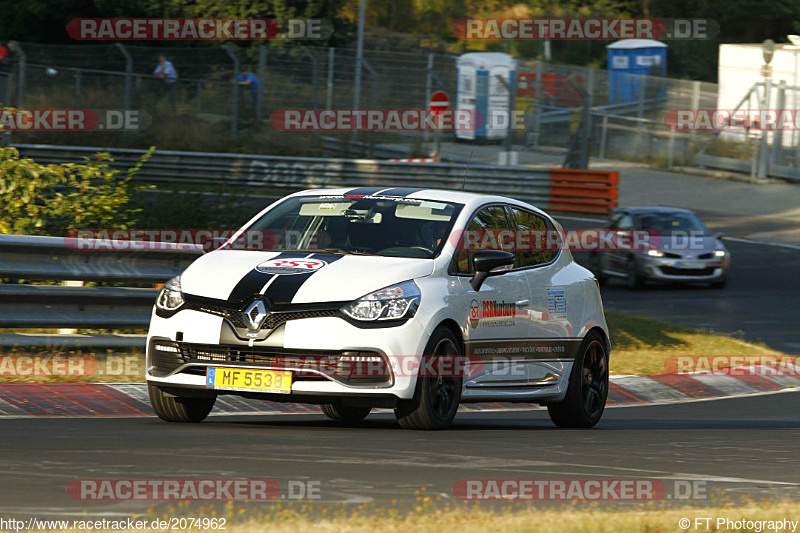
676,260,705,269
206,367,292,394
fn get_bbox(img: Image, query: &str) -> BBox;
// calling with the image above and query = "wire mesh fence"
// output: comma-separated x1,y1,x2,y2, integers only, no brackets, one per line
0,41,750,171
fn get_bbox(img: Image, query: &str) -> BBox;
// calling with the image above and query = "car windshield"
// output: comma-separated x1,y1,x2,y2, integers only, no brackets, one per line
634,212,708,236
240,195,463,259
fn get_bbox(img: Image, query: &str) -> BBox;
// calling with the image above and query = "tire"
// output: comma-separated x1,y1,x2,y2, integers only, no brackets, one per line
320,401,371,423
626,256,644,289
711,276,727,289
547,332,609,428
590,253,606,286
148,383,216,423
395,327,463,430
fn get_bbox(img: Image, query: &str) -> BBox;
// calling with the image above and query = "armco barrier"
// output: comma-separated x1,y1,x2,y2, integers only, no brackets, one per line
13,144,618,215
548,169,619,215
0,234,200,337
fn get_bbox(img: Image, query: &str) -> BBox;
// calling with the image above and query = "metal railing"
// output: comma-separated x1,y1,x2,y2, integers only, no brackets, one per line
14,143,558,206
0,234,200,346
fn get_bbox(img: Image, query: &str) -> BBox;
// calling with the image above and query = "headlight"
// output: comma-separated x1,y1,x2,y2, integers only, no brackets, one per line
341,280,420,321
714,249,726,258
646,249,664,257
156,276,184,311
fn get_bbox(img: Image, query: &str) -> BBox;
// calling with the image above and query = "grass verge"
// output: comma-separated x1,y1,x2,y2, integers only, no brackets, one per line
605,310,782,375
47,501,800,533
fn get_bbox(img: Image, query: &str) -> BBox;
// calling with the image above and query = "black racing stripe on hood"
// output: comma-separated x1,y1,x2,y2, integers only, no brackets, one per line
378,187,422,197
263,253,344,305
344,187,386,196
227,252,308,303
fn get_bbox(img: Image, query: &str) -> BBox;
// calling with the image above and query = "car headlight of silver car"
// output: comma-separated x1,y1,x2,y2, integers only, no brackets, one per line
714,249,727,258
341,280,420,321
156,276,185,311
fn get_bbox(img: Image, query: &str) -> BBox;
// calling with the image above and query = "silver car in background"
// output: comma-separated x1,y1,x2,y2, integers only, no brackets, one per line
591,207,730,289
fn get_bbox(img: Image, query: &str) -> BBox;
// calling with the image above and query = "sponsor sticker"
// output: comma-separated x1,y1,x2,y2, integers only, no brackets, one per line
547,288,567,320
255,258,327,275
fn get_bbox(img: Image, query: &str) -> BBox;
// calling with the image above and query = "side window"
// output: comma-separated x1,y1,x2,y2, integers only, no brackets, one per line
616,215,634,230
507,206,552,267
454,206,512,274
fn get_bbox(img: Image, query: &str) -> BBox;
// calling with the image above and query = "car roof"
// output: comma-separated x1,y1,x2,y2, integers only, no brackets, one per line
613,206,697,216
289,187,547,214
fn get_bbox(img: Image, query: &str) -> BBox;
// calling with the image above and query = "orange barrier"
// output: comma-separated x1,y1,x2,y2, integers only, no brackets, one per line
548,169,619,215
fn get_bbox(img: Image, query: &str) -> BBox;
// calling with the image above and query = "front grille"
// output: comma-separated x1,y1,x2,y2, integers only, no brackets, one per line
178,343,391,385
659,266,717,276
184,301,340,330
697,252,714,260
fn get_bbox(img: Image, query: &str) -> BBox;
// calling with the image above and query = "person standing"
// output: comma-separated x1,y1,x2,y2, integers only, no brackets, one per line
237,69,261,109
154,54,178,112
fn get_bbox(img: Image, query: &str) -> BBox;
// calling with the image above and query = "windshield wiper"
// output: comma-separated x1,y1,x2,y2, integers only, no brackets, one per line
275,248,374,256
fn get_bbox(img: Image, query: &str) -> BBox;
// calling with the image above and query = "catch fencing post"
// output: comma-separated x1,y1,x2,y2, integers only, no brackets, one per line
114,44,133,139
533,61,543,149
258,45,268,122
224,45,240,142
326,48,334,110
9,41,24,107
302,46,319,109
424,53,434,141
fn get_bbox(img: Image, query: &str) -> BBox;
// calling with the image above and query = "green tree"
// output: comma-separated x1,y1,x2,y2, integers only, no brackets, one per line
0,146,154,236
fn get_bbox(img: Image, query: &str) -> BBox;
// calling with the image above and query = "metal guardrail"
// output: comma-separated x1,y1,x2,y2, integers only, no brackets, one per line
14,143,559,206
0,234,200,342
13,143,620,211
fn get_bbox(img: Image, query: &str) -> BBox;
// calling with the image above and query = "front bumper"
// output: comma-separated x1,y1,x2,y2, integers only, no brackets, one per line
146,307,429,400
640,256,728,282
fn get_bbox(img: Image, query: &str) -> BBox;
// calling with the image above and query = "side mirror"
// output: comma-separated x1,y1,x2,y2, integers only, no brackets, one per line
470,250,515,291
713,231,725,240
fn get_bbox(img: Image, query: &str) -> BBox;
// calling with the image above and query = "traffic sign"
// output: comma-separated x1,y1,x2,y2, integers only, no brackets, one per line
428,91,450,115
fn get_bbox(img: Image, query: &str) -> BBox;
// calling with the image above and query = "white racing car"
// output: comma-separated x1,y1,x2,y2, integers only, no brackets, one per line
147,187,610,430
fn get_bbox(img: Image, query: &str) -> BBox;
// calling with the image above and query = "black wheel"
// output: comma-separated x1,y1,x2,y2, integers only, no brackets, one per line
395,327,463,430
547,332,609,428
320,401,372,423
148,383,216,423
710,276,727,289
590,253,606,286
626,256,644,289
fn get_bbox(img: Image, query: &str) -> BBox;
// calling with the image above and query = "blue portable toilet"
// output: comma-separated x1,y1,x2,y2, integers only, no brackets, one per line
607,39,667,104
455,52,517,141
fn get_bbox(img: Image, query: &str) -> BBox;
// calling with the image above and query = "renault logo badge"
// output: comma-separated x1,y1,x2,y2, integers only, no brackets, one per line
243,300,268,331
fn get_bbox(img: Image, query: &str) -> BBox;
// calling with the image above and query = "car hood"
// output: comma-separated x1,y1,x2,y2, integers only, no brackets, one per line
180,250,435,304
658,235,724,255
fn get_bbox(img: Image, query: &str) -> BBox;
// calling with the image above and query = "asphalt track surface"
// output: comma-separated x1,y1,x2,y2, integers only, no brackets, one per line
2,391,800,518
558,216,800,353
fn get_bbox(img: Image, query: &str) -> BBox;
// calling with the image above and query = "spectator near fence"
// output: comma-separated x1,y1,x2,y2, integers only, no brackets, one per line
154,54,178,112
237,69,261,109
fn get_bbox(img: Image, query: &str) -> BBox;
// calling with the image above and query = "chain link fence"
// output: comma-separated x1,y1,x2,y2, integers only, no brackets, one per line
0,41,756,173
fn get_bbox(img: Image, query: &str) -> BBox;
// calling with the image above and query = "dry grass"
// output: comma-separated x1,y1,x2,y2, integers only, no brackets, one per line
606,310,782,375
41,500,800,533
